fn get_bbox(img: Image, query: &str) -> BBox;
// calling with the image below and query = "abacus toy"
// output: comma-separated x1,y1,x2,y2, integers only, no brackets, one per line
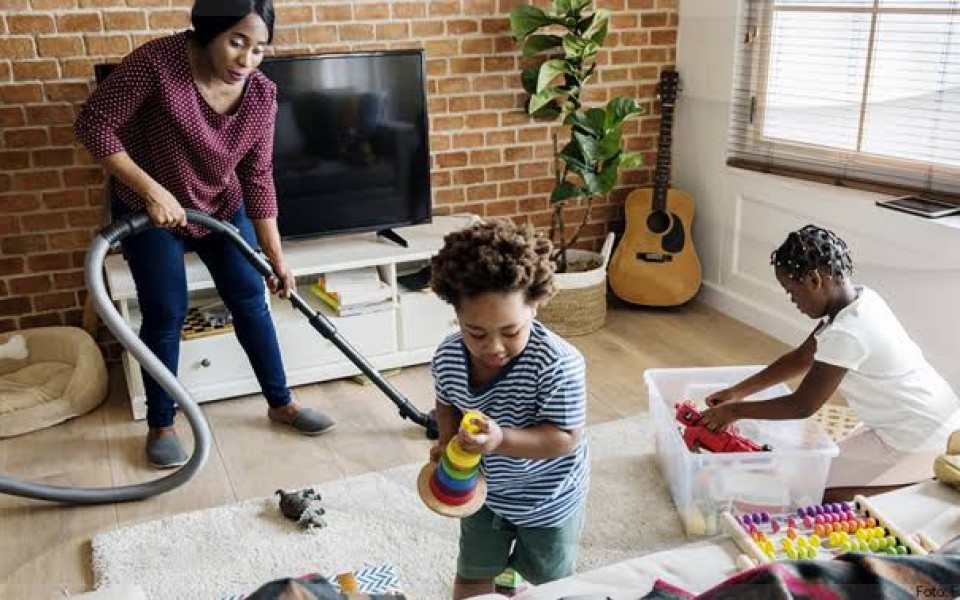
722,495,929,570
417,411,488,517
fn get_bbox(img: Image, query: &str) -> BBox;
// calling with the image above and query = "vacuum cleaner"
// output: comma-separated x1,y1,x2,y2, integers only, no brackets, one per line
0,209,438,505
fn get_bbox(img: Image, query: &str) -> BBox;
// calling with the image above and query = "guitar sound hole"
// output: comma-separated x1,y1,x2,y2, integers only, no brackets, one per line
646,210,670,234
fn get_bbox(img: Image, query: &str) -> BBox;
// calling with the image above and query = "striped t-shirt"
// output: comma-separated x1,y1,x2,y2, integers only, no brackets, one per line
430,320,589,527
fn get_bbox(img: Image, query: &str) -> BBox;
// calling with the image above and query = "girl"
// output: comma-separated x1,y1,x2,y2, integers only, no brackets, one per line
75,0,336,469
699,225,960,501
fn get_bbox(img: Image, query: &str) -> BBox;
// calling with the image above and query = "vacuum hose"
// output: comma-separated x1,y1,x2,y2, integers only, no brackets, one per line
0,209,436,505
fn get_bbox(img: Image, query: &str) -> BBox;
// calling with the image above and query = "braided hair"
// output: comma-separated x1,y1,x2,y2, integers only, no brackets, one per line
430,219,555,308
770,225,853,281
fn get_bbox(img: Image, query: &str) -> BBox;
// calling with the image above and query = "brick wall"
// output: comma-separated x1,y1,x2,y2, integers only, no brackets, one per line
0,0,678,340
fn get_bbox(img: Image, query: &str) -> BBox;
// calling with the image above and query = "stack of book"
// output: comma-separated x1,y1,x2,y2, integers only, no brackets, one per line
311,267,393,316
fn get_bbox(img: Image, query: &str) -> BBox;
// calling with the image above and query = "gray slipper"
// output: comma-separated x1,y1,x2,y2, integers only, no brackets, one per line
146,432,188,469
270,407,337,436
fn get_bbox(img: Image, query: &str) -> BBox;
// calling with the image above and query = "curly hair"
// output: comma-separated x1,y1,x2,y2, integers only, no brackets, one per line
770,224,853,281
430,219,556,308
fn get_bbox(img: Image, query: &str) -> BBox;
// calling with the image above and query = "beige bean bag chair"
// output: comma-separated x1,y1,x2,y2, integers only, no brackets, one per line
0,327,108,438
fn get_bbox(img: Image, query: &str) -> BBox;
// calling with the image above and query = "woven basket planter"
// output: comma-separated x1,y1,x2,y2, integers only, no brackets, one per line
538,233,614,337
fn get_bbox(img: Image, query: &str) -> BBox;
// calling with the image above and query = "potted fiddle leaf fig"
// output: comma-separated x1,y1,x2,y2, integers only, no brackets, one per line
510,0,644,335
511,0,644,273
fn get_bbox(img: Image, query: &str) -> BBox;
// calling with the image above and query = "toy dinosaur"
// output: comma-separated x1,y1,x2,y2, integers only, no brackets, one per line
674,400,772,453
276,487,327,529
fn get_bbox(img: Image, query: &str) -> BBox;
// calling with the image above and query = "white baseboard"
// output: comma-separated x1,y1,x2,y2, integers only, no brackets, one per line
698,281,808,347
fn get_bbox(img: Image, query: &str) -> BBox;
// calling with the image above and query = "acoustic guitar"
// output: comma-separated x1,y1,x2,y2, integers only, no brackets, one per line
608,70,702,306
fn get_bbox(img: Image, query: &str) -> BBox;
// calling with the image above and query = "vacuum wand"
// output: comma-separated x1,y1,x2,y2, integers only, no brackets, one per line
289,294,438,437
178,210,438,439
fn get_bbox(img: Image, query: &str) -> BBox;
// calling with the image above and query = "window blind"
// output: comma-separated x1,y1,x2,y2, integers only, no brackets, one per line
727,0,960,203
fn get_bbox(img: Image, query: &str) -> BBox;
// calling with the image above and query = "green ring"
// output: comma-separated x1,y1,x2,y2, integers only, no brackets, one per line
440,453,479,480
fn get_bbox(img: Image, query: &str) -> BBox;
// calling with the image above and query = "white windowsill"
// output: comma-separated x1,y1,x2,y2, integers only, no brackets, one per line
726,167,960,237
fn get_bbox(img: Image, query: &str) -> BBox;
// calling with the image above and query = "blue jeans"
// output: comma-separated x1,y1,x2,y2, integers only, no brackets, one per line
114,203,292,428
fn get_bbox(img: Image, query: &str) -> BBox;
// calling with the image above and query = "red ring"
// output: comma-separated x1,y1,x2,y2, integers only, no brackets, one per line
429,472,477,506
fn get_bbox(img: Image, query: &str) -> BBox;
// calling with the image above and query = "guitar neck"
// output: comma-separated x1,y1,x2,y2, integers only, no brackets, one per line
653,101,675,212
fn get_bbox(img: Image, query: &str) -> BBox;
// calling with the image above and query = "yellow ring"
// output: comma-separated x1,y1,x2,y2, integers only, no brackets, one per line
445,438,481,470
461,411,485,435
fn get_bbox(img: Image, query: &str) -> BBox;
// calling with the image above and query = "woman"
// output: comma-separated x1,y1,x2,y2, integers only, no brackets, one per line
76,0,336,469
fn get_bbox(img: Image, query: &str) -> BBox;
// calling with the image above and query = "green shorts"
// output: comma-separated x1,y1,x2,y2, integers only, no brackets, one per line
456,503,586,585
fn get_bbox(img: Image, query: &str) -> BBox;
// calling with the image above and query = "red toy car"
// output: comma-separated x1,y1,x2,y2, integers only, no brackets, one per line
674,400,772,453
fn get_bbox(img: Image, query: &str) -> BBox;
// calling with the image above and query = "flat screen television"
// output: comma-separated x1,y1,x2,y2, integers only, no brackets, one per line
259,50,432,241
95,49,432,242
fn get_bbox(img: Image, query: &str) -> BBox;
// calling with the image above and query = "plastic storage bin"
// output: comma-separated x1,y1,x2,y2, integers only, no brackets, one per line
646,366,839,538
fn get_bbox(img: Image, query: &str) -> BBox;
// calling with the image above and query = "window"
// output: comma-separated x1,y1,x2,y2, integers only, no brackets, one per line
727,1,960,203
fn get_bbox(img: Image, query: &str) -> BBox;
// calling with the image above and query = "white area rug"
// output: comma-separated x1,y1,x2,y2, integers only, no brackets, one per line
92,414,684,599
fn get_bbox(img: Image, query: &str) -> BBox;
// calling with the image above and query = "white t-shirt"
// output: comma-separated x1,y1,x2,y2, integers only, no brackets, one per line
814,286,960,451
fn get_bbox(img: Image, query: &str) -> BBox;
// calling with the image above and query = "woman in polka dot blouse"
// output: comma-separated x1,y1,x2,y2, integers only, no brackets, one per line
75,0,336,469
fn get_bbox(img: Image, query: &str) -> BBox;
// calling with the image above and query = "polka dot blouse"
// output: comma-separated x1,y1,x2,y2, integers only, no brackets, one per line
75,31,278,238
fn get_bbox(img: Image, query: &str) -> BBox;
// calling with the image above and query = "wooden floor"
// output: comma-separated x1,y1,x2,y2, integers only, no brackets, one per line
0,301,791,599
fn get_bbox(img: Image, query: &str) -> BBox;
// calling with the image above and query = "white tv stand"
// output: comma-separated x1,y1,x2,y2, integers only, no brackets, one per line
103,215,473,421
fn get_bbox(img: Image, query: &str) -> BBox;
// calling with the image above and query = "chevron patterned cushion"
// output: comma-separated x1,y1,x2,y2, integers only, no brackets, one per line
223,564,404,599
333,564,403,594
